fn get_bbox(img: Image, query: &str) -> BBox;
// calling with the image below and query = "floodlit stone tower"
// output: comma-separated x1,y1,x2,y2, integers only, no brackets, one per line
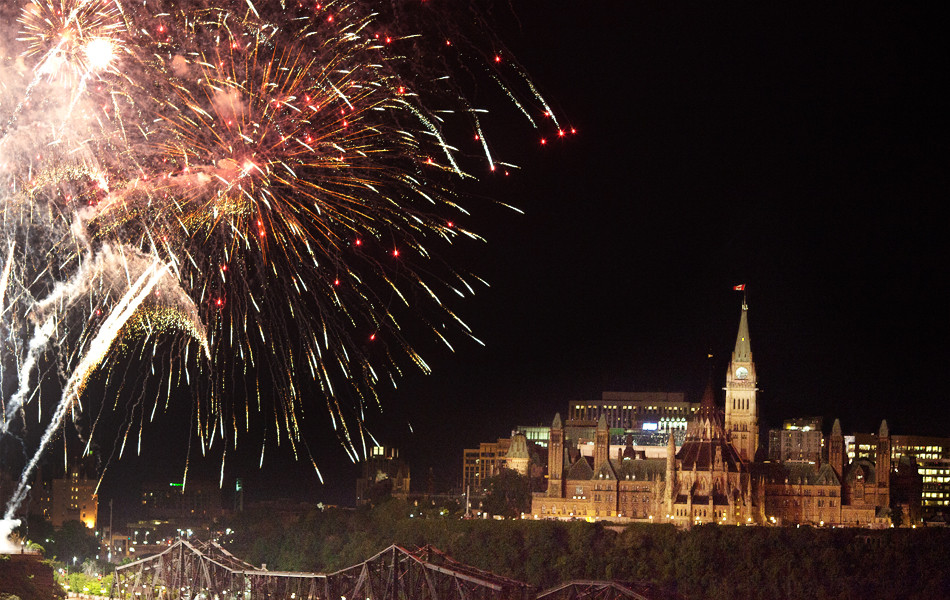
876,419,891,505
546,413,564,497
829,418,845,479
724,299,759,461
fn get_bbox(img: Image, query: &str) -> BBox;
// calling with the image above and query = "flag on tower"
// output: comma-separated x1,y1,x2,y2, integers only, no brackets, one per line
733,284,746,291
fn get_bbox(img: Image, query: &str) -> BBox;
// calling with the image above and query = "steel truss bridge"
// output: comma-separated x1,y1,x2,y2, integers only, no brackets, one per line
110,539,654,600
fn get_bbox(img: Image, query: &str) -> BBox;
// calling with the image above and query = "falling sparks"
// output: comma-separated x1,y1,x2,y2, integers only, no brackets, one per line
0,0,567,508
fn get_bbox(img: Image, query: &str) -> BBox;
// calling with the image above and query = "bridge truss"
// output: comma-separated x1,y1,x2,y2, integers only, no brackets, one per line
110,539,535,600
535,580,651,600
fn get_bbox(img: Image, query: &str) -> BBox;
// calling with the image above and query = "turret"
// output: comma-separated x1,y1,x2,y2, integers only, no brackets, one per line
877,420,891,495
665,431,677,510
829,418,844,479
594,414,609,468
547,413,564,497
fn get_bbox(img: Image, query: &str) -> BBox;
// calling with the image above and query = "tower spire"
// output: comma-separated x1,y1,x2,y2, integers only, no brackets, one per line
732,301,752,363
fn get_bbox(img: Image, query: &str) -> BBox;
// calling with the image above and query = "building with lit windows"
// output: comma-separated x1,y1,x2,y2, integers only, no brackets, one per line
26,461,98,529
462,438,511,494
462,429,552,494
568,392,698,437
50,468,98,528
768,417,823,463
918,460,950,515
515,426,550,448
848,433,949,517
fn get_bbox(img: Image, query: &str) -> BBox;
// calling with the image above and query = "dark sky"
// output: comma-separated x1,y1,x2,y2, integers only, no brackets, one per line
97,3,948,512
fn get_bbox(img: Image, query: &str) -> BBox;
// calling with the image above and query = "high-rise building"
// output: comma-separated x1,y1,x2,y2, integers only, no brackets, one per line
462,438,511,494
567,392,697,437
50,467,98,529
768,417,824,463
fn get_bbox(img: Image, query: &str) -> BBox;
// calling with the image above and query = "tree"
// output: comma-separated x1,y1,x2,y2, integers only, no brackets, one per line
48,520,100,564
481,468,532,518
890,504,904,528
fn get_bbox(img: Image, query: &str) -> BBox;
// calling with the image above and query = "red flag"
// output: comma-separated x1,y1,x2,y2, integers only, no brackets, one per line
733,284,745,291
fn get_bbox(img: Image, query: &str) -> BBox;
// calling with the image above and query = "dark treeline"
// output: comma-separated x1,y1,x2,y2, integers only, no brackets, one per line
222,500,950,600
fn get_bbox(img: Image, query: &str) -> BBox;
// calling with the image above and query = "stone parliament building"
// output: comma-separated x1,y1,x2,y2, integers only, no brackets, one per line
530,300,919,527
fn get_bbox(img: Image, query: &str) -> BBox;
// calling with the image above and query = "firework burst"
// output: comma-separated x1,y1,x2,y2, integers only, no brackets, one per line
18,0,124,81
0,0,565,506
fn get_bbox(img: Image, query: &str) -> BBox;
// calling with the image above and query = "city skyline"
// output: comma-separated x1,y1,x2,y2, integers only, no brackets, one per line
32,3,950,511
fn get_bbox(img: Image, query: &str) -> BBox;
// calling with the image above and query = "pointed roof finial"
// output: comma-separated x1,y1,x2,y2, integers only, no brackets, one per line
732,300,752,363
552,413,562,429
597,414,608,430
701,373,716,409
879,419,889,438
831,418,842,436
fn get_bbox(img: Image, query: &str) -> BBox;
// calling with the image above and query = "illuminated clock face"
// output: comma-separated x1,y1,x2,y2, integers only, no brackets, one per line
735,366,749,380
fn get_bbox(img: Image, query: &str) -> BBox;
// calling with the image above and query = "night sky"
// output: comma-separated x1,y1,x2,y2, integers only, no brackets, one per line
96,3,948,512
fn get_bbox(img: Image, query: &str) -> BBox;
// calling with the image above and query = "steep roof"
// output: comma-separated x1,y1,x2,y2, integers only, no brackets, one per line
615,457,666,481
757,461,835,486
622,434,637,459
732,301,752,363
684,371,726,442
677,437,743,472
831,418,842,436
566,455,593,480
594,459,617,481
845,458,876,484
694,371,720,426
675,364,740,471
506,434,529,459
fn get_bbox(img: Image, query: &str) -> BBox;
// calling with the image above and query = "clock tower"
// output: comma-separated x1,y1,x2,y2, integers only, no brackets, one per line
724,299,758,461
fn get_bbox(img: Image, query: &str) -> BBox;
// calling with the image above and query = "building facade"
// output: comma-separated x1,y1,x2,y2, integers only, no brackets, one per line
568,392,697,435
26,461,98,529
532,299,908,529
50,468,98,528
462,438,511,494
847,432,948,517
768,418,824,463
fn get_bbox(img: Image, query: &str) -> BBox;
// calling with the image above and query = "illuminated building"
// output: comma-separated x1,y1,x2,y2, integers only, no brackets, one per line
532,299,908,528
847,432,949,517
761,419,899,528
461,432,545,495
26,458,99,529
724,302,758,462
50,467,98,529
462,438,511,494
768,418,824,463
505,434,531,476
514,426,550,448
533,302,759,524
355,446,410,506
567,392,698,437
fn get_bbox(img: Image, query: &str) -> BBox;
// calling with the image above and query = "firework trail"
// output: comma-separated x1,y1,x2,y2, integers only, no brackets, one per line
3,253,170,519
0,0,565,509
